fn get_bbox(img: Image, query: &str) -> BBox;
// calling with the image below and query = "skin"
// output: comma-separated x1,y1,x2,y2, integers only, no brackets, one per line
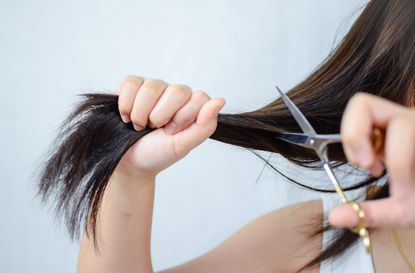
331,93,415,228
77,76,415,273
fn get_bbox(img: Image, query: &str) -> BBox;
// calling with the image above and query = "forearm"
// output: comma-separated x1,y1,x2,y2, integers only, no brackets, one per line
77,166,156,273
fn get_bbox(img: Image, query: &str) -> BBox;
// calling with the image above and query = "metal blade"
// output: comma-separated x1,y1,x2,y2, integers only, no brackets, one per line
275,86,317,136
323,162,348,203
274,132,310,147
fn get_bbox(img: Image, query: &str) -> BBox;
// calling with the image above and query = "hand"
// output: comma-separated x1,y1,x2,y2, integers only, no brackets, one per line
329,92,415,228
114,75,225,178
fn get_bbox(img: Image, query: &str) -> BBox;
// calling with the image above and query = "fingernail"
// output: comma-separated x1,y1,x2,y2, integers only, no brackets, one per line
121,115,130,123
165,122,176,134
133,124,143,131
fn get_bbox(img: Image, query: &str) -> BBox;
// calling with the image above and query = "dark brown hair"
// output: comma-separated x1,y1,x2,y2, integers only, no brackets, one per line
37,0,415,271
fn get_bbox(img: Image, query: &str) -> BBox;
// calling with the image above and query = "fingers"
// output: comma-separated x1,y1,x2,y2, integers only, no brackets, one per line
337,93,415,229
341,92,407,176
328,196,415,228
164,91,211,134
117,76,216,136
147,84,192,130
174,97,225,157
384,113,415,196
117,75,145,123
130,79,168,131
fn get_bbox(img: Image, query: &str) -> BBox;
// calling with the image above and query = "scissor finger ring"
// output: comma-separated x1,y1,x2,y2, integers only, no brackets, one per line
348,201,371,253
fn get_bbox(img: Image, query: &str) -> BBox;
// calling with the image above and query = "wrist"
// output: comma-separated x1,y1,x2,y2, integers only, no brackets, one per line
103,162,156,221
113,161,157,182
108,164,156,210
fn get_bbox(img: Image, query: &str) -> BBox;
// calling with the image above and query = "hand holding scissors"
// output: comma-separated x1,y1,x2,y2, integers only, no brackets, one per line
275,87,415,254
274,86,374,253
330,93,415,229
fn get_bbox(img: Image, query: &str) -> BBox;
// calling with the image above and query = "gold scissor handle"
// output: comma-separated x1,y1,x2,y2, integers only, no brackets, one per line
347,127,385,254
348,201,371,253
372,127,385,153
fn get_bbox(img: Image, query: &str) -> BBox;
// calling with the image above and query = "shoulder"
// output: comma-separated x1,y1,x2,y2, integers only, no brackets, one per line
260,199,324,229
247,199,324,272
213,199,324,273
160,199,324,273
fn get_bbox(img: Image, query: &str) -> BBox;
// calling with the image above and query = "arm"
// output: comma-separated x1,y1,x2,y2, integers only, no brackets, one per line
77,167,156,273
77,75,322,273
77,166,323,273
157,200,323,273
76,74,227,273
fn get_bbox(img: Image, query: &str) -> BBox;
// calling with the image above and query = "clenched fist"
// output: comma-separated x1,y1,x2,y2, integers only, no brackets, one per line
114,75,225,179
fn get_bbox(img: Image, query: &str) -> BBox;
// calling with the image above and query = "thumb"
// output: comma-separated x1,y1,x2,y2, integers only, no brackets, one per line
174,98,225,155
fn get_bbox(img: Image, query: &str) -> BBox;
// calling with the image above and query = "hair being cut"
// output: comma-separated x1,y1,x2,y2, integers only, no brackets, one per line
37,0,415,271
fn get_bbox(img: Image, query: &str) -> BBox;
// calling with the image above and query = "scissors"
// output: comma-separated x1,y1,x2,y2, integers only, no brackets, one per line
274,85,372,253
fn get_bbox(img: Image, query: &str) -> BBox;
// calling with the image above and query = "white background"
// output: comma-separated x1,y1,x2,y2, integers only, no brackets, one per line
0,1,368,272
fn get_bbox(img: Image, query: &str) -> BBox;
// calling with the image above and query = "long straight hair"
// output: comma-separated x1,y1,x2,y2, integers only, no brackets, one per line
37,0,415,270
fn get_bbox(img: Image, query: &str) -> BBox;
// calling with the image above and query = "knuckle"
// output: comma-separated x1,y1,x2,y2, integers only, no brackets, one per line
121,79,142,94
148,112,164,127
122,75,143,87
145,86,161,98
346,92,372,115
171,83,192,92
193,90,211,101
144,78,166,88
351,92,372,106
169,84,192,98
141,79,166,96
123,74,144,83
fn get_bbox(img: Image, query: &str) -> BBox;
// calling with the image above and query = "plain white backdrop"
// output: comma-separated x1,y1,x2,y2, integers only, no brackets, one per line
0,1,369,272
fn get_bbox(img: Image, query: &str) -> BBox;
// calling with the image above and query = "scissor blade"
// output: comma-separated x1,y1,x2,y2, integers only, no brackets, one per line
275,132,310,147
275,86,317,136
322,163,348,203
